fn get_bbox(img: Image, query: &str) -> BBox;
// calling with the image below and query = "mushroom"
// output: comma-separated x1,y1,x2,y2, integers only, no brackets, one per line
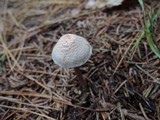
52,34,92,83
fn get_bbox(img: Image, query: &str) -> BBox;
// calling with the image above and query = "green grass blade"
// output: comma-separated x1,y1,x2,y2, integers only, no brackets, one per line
131,30,145,51
145,3,160,58
138,0,147,26
145,29,160,58
137,0,160,58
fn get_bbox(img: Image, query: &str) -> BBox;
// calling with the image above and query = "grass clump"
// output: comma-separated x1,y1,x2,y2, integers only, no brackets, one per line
132,0,160,58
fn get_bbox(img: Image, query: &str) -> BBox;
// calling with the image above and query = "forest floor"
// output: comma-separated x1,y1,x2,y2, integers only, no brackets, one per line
0,0,160,120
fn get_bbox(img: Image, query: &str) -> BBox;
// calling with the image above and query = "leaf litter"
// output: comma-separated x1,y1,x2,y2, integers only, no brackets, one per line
0,0,159,120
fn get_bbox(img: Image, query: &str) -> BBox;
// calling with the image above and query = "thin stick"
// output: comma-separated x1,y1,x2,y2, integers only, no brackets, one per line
74,67,85,84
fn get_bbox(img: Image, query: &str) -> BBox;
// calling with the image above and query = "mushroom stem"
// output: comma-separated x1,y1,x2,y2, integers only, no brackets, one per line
74,67,85,84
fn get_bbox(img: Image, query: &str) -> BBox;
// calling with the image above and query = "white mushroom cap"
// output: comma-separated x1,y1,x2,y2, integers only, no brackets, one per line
52,34,92,68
